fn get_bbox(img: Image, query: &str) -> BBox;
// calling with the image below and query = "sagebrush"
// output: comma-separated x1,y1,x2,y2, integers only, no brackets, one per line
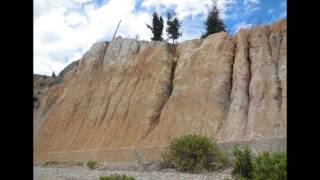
162,134,228,172
231,145,287,180
86,160,98,170
231,145,253,179
252,151,287,180
99,174,135,180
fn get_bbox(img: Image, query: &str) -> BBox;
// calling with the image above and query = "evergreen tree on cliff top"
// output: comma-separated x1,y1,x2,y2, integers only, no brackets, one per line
51,72,56,79
201,0,226,39
147,12,164,41
166,12,182,44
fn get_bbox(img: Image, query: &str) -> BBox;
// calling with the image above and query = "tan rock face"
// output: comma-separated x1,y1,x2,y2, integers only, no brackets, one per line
34,20,286,162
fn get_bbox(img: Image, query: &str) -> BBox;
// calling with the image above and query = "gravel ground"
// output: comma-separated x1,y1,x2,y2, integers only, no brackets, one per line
34,166,232,180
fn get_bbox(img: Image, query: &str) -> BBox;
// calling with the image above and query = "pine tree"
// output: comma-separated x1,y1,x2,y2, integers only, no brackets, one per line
51,72,56,79
166,12,182,44
147,12,164,41
201,0,226,39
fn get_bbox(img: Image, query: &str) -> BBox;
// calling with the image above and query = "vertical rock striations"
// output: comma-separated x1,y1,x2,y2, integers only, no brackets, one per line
34,20,286,162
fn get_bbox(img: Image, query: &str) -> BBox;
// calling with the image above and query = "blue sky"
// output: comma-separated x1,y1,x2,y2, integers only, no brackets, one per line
34,0,286,75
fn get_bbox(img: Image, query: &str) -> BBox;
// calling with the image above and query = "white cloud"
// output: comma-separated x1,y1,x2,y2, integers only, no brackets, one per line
243,0,260,13
140,0,237,42
34,0,152,75
64,12,88,27
233,22,253,33
33,0,68,19
73,0,93,3
267,9,274,14
278,1,286,19
141,0,237,20
278,11,287,19
34,0,238,76
33,56,67,76
244,0,260,5
280,1,286,8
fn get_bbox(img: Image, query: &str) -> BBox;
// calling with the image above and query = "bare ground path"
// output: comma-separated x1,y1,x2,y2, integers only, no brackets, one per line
34,166,232,180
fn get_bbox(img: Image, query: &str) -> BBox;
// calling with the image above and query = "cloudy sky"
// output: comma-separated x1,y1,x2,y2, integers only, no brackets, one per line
34,0,287,76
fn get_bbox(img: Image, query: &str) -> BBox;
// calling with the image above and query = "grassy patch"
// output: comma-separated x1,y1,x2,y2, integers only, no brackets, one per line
87,160,98,170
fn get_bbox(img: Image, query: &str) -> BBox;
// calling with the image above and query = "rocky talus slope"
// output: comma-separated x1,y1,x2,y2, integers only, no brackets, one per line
34,20,286,162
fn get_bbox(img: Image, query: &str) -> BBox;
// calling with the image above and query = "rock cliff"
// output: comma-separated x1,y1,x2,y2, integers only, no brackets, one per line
34,19,286,162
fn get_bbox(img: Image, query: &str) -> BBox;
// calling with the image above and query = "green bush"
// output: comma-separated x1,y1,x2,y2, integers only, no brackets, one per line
99,174,135,180
86,160,98,170
160,150,175,169
163,134,228,172
252,151,287,180
231,145,253,179
231,145,287,180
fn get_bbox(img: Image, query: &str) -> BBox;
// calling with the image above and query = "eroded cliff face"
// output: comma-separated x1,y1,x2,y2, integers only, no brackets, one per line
34,20,286,162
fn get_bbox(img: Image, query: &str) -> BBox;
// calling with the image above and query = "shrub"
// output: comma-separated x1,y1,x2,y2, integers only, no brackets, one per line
43,161,59,166
163,134,228,172
86,160,98,170
160,150,175,169
99,174,135,180
231,145,287,180
252,151,287,180
231,145,253,179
